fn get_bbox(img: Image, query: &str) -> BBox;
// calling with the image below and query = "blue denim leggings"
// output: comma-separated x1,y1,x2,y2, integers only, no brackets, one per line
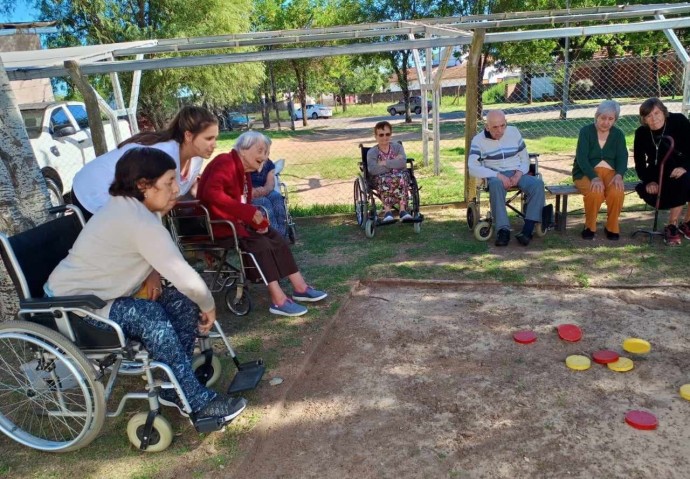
253,190,288,237
108,287,217,412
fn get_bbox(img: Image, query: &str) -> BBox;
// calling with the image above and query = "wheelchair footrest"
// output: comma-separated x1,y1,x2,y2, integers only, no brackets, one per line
193,415,227,434
402,214,424,224
375,218,399,226
227,360,266,394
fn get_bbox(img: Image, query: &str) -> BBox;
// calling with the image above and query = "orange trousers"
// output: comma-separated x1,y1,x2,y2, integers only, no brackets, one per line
573,167,625,234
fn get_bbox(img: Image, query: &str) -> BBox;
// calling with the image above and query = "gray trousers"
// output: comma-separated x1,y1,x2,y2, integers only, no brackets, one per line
487,171,545,231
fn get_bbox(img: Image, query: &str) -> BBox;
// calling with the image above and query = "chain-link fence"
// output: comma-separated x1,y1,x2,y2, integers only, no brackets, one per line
13,47,682,214
208,50,688,214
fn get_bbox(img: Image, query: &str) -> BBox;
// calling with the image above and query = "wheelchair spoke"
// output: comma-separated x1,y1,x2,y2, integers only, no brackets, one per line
0,325,105,452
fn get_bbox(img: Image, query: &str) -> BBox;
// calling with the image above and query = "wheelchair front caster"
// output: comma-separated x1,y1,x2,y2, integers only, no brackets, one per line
365,219,376,238
466,201,479,230
225,285,251,316
127,412,173,452
192,353,222,387
474,221,493,241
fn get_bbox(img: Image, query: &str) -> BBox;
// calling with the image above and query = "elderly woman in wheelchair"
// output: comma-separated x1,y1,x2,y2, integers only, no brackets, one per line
367,121,413,223
0,147,249,452
250,157,296,242
197,131,327,317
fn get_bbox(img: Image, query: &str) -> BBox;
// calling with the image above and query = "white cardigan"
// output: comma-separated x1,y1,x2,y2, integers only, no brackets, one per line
46,196,214,317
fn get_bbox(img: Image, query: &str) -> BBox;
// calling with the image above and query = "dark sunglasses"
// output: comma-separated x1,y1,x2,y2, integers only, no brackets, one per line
377,132,392,137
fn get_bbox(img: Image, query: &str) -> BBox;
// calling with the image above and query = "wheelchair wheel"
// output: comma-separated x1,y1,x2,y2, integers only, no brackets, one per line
474,221,494,241
0,321,106,452
126,412,173,453
466,201,479,230
225,285,252,316
365,219,376,238
287,224,297,244
533,222,548,237
353,178,367,228
192,354,222,387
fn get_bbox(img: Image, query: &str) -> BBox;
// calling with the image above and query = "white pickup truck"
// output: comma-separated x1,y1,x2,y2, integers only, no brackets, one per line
20,101,131,203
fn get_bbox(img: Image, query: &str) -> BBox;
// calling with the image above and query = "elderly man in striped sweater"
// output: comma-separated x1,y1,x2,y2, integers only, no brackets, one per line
468,110,545,247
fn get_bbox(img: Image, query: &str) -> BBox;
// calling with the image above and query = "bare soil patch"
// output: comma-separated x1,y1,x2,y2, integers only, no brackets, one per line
229,281,690,479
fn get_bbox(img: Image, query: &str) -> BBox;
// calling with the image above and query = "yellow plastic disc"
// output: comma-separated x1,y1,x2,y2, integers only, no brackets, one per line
623,338,651,355
566,355,591,371
608,357,634,372
680,384,690,401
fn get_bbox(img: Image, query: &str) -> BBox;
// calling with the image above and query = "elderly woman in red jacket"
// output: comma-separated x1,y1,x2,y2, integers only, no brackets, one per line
197,131,326,317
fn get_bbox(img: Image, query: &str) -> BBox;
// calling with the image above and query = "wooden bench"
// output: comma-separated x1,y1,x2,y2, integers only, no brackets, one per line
545,182,639,232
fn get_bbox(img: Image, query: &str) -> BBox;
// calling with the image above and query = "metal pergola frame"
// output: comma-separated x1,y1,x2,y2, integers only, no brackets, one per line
1,3,688,177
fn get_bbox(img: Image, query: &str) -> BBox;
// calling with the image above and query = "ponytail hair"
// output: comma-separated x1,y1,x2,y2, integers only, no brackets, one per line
119,106,218,148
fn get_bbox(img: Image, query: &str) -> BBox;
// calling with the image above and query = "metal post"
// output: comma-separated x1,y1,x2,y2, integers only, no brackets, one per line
560,0,571,120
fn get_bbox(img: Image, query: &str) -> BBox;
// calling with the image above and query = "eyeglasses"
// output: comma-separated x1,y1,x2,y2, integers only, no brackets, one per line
377,132,392,137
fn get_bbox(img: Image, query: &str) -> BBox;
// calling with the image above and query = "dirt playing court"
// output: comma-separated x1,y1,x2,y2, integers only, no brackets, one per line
228,280,690,479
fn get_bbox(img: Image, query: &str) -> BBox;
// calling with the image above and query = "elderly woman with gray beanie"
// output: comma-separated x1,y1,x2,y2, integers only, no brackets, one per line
572,100,629,240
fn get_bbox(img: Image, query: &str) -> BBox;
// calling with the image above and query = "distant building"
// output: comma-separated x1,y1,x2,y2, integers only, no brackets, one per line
0,22,56,104
388,60,518,93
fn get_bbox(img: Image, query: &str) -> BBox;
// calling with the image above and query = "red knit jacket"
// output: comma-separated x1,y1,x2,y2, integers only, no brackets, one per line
197,150,259,238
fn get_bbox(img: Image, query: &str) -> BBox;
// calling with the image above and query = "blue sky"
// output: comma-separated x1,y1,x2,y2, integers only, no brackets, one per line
1,3,39,23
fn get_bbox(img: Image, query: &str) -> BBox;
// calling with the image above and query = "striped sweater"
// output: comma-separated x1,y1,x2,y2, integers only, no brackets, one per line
468,126,530,178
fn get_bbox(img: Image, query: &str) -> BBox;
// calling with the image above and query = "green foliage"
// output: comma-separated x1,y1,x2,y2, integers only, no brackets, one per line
34,0,264,126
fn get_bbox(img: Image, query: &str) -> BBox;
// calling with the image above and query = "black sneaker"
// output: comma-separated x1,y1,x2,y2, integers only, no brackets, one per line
495,228,510,247
196,396,247,423
604,227,620,241
581,228,595,240
515,232,532,246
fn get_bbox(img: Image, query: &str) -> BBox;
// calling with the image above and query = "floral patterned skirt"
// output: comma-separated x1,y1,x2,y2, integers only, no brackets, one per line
374,170,409,209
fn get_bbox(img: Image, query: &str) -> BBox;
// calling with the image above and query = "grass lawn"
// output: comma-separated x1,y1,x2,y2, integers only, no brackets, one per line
1,203,686,478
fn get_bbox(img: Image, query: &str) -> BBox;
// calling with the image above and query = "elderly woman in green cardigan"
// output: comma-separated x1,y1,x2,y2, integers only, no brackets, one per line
572,100,629,240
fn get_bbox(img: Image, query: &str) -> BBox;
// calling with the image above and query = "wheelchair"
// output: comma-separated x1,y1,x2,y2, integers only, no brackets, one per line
466,153,552,241
0,205,264,453
353,143,424,239
167,200,269,316
273,158,297,244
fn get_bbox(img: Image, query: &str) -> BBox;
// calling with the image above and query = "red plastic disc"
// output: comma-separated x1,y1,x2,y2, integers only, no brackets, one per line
625,410,658,430
513,330,537,344
592,350,619,364
557,324,583,342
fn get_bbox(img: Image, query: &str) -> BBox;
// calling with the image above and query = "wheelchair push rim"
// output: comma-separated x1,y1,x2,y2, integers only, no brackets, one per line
0,321,106,452
353,178,368,228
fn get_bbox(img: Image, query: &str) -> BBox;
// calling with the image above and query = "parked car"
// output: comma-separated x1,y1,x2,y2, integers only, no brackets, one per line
20,101,131,199
224,111,254,130
293,104,333,120
387,96,432,116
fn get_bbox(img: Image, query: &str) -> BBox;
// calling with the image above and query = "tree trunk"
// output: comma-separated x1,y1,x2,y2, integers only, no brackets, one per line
391,50,412,123
339,84,347,112
0,61,51,320
65,60,108,157
269,62,282,129
292,62,308,127
261,85,271,129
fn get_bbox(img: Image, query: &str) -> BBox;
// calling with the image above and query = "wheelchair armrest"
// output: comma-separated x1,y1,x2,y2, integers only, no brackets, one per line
20,295,107,310
174,199,201,209
209,219,243,249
